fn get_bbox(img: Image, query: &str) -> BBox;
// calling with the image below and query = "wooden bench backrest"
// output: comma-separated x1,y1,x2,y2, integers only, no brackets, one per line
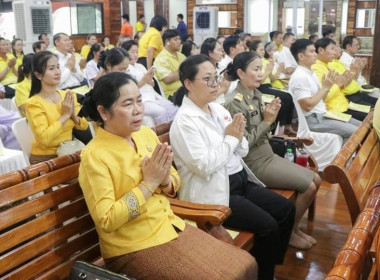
323,111,380,224
0,153,100,279
325,181,380,280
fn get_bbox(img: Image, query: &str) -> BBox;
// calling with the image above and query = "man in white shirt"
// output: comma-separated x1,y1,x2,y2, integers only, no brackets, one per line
218,35,245,98
277,32,297,79
53,33,85,90
218,35,245,72
289,38,360,143
340,35,379,98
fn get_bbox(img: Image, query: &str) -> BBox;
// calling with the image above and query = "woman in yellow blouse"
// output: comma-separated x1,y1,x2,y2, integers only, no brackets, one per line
11,38,24,71
79,72,257,280
15,53,34,116
0,38,17,98
25,51,88,164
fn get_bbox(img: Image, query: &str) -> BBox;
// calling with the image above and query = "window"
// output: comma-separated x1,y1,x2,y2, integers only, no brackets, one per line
52,2,103,36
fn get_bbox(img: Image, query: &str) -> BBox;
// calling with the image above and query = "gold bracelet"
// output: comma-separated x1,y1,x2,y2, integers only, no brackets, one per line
141,181,156,194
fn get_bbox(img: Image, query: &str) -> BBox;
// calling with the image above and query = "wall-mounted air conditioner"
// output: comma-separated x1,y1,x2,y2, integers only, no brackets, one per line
12,0,53,54
193,6,219,46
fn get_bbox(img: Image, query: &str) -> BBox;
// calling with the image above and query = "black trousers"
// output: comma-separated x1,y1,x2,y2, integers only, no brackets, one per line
347,91,377,107
259,84,295,126
224,169,295,280
4,85,15,98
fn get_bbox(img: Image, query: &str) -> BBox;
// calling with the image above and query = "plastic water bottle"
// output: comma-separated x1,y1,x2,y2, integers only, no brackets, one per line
284,148,294,162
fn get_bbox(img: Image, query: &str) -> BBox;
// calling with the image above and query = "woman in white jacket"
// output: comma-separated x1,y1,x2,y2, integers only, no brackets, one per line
170,55,295,280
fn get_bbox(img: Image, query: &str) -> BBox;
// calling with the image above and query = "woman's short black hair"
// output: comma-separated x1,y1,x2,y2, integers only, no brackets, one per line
149,15,168,31
81,72,137,125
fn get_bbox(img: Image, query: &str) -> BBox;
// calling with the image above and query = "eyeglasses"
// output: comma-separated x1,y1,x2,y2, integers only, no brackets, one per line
195,75,223,87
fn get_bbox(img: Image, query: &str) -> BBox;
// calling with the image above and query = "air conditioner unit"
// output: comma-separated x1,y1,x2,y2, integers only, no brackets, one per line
193,6,219,46
12,0,53,54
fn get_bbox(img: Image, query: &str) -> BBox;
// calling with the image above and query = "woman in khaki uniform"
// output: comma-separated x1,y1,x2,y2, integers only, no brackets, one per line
224,51,320,250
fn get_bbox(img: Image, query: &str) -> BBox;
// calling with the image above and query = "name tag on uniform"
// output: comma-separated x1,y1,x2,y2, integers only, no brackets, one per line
251,110,258,117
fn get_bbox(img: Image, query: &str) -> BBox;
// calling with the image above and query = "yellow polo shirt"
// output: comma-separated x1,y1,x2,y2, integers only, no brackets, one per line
262,58,271,85
0,53,17,85
15,77,31,117
25,90,88,155
154,48,186,98
328,59,361,96
79,126,185,258
80,45,91,59
138,27,163,59
135,21,145,32
312,59,349,112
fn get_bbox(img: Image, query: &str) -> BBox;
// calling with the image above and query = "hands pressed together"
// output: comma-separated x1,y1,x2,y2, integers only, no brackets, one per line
225,113,246,141
142,142,173,190
263,97,281,125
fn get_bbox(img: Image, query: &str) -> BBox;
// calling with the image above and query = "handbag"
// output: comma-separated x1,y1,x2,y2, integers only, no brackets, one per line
269,136,296,162
69,260,135,280
57,138,85,157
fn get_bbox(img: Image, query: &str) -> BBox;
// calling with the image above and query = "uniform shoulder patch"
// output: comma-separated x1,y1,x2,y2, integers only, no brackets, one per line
234,92,243,102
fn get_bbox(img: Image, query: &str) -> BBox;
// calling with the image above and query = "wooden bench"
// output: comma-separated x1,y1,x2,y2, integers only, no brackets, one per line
323,110,380,225
0,153,242,279
325,181,380,280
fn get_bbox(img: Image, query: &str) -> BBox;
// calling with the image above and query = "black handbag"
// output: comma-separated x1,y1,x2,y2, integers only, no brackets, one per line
69,260,136,280
269,136,296,162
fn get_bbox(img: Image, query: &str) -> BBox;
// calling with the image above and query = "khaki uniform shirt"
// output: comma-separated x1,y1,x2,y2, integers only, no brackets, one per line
224,82,275,171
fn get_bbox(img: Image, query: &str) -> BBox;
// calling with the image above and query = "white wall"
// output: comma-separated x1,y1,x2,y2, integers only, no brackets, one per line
169,0,186,29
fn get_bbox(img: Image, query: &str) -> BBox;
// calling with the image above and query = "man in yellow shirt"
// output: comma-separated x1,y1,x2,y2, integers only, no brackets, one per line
328,42,377,108
312,37,367,121
135,14,146,33
154,29,186,100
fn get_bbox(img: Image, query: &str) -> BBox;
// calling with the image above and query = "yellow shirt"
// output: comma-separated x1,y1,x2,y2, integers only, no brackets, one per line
15,54,23,71
138,27,163,59
277,44,283,52
312,59,349,112
79,126,185,258
0,53,17,85
25,90,88,155
135,21,145,32
15,77,31,117
261,58,271,85
374,99,380,139
80,45,90,59
154,48,186,98
328,59,361,96
104,44,114,50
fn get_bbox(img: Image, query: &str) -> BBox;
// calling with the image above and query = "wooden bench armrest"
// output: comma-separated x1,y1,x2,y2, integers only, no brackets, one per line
168,198,231,227
282,136,314,146
325,182,380,280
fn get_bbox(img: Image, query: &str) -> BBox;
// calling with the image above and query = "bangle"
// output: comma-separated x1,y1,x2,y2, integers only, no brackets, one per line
141,180,156,194
5,66,9,72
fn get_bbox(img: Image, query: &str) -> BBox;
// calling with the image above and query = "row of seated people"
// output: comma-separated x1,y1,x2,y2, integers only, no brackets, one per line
6,45,317,278
3,26,380,279
3,28,379,170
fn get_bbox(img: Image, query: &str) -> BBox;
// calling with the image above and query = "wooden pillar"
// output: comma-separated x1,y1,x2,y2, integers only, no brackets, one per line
154,0,169,19
370,0,380,86
137,0,144,17
121,0,129,15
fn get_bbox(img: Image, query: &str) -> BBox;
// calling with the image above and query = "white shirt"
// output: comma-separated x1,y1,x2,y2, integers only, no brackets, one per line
339,51,367,85
85,60,100,87
277,46,297,79
289,65,327,115
54,50,84,89
127,63,162,103
170,96,251,206
218,55,232,72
